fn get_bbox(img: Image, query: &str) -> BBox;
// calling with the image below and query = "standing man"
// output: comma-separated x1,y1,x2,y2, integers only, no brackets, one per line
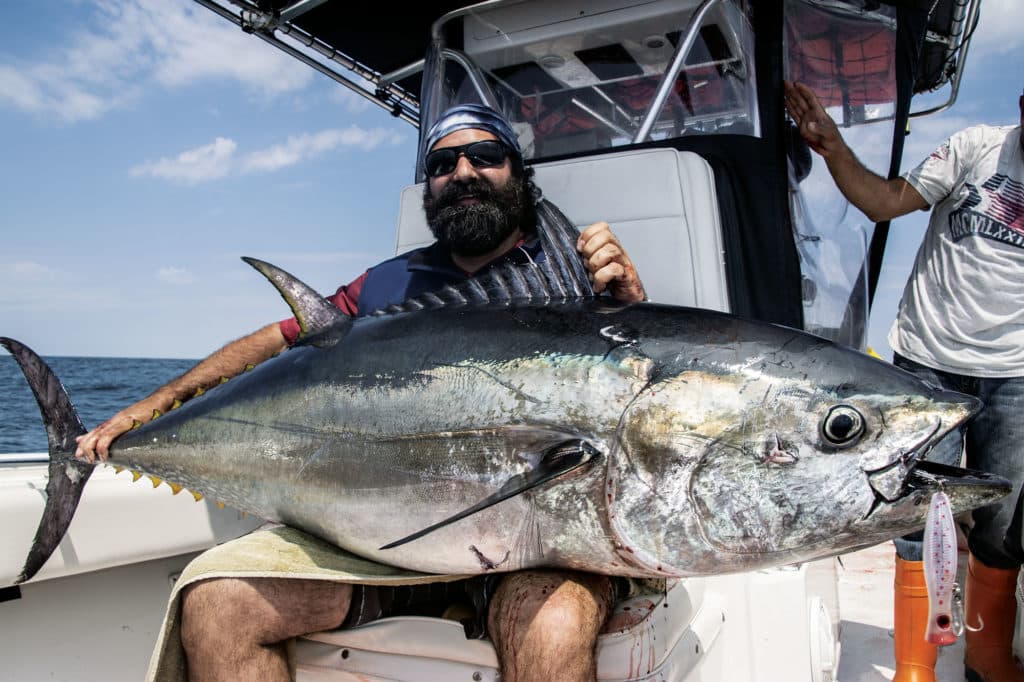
75,103,647,682
785,81,1024,682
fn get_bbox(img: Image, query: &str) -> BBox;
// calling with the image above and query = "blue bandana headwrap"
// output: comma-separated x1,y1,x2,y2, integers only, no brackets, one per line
422,103,522,165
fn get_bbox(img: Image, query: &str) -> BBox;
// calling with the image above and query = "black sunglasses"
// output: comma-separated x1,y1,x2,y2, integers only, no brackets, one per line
423,140,509,178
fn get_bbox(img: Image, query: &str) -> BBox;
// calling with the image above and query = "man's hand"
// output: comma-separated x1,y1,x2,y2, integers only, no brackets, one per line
75,395,168,463
784,80,844,159
577,222,646,303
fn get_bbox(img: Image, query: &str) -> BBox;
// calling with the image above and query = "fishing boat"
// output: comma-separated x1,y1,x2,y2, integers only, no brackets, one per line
0,0,985,679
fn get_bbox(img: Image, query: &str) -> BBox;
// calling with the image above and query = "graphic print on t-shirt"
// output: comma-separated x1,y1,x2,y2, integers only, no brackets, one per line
949,173,1024,248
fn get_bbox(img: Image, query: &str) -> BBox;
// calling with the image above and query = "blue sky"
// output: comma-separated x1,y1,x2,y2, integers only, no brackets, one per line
0,0,1022,359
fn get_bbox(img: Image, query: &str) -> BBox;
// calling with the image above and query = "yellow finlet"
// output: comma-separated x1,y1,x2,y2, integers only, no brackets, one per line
131,419,143,430
171,399,183,410
113,465,125,474
194,387,206,397
149,476,162,488
216,501,225,509
244,363,255,371
168,482,183,495
152,409,162,419
131,470,143,482
190,491,203,502
219,376,230,384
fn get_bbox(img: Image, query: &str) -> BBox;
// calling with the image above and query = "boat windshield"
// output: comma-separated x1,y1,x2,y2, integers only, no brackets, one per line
423,0,760,163
784,0,900,349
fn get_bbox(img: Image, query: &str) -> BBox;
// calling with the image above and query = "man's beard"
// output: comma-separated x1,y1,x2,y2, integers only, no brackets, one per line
423,176,533,258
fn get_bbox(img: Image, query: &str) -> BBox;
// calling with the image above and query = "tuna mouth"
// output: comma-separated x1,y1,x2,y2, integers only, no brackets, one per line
864,421,941,503
865,390,982,505
864,458,1012,519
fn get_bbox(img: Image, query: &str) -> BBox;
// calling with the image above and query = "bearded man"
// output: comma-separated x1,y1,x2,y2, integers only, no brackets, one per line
75,103,647,682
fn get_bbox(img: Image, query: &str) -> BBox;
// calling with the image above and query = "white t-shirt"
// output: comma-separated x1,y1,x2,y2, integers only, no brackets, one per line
887,124,1024,377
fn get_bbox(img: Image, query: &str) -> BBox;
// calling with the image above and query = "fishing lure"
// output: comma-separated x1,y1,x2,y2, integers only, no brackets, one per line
923,490,959,645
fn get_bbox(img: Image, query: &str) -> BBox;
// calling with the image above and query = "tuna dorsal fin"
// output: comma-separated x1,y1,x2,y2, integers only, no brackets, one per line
379,439,601,551
373,198,595,316
242,257,351,343
0,337,92,584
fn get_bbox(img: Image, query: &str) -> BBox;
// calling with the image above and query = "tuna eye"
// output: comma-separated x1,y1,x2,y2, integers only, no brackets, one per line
821,405,864,447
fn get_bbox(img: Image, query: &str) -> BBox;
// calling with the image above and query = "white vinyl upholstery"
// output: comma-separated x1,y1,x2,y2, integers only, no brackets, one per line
396,147,729,311
296,580,717,681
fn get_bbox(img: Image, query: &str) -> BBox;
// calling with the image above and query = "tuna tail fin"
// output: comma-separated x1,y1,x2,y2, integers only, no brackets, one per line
380,439,600,551
242,256,351,345
0,337,92,584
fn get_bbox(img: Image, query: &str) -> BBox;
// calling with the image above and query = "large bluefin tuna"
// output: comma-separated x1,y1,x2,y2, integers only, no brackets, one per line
2,219,1010,583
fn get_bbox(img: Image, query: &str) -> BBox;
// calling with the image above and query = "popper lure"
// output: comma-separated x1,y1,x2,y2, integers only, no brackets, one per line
923,490,959,645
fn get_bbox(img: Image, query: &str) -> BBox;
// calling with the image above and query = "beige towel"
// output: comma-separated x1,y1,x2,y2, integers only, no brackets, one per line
146,526,468,681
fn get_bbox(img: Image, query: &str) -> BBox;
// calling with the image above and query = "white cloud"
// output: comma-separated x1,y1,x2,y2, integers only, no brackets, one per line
0,66,44,112
330,87,375,114
0,260,120,313
0,0,311,122
157,266,197,285
241,127,405,173
970,0,1024,59
130,136,237,184
0,261,55,281
131,126,405,183
0,62,115,122
129,0,312,95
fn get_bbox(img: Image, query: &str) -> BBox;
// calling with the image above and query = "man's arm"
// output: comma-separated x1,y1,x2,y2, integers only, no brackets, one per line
577,222,646,302
75,322,288,463
784,80,929,222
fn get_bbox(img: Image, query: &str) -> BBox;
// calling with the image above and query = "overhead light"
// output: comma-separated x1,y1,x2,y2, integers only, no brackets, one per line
538,54,566,69
643,35,667,49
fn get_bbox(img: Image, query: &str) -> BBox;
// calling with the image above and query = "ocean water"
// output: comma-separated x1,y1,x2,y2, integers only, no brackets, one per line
0,355,198,454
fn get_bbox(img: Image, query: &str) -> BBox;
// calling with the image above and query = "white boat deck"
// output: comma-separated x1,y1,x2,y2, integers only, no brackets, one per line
837,542,968,681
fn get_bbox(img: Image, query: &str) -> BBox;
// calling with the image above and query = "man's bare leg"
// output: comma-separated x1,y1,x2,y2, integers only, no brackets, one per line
488,570,614,682
181,577,352,682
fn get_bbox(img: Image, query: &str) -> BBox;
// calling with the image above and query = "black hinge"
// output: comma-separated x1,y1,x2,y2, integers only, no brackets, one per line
0,586,22,603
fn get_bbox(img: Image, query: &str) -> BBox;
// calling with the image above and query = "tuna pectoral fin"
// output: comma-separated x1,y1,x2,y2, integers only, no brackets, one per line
0,337,92,584
380,439,601,551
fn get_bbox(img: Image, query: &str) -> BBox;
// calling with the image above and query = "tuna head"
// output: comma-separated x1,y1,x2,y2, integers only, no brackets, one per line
605,322,1009,577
